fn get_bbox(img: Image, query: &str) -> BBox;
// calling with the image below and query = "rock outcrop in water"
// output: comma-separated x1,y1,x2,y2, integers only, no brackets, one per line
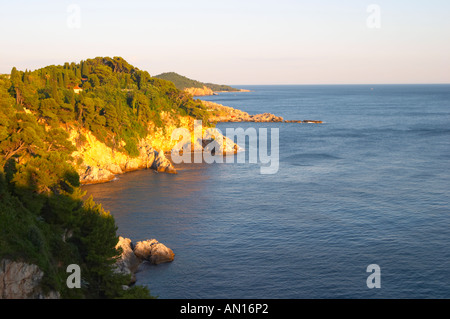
184,86,251,96
114,237,141,284
134,239,175,265
203,101,283,123
203,100,322,124
151,150,177,174
114,236,174,286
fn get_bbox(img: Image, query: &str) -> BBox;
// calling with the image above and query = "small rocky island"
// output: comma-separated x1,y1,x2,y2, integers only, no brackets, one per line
114,236,175,288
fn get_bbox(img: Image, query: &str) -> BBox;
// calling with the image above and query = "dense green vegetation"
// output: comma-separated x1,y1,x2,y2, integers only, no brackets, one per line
0,57,214,298
3,57,211,158
155,72,240,92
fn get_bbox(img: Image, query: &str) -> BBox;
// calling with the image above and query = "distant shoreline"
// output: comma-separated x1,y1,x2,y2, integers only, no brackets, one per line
188,87,251,97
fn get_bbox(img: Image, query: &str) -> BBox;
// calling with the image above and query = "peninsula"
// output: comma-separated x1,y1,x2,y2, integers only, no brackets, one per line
0,56,320,299
154,72,250,96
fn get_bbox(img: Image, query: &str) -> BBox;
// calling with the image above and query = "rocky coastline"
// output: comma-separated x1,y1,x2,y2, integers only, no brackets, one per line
203,100,322,124
0,101,324,299
114,236,175,288
78,147,177,185
0,236,174,298
184,86,250,97
75,100,322,185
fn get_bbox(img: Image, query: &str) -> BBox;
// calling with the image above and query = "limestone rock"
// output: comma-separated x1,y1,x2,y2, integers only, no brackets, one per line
152,151,177,174
134,239,175,265
105,163,123,174
124,160,140,172
203,128,240,154
0,259,59,299
184,86,214,96
114,237,141,283
202,100,284,123
79,166,115,184
251,113,283,122
138,144,156,169
113,237,175,285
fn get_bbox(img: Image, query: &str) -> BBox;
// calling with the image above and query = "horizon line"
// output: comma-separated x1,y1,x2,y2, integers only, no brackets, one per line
230,83,450,86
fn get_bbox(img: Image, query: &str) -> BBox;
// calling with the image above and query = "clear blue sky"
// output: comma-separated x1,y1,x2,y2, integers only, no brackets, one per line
1,0,449,84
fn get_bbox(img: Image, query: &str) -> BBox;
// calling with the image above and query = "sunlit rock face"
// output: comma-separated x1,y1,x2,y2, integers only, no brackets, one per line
69,111,240,184
114,237,141,284
151,150,177,174
133,239,175,265
70,126,178,185
183,86,215,96
113,237,175,287
201,100,284,123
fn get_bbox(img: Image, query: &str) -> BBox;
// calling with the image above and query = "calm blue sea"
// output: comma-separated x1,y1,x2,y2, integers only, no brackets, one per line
84,85,450,298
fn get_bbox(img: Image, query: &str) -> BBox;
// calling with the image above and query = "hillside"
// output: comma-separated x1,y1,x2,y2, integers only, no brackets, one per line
154,72,244,95
0,56,227,298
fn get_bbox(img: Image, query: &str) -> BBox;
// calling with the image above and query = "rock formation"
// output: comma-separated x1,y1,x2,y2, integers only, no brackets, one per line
134,239,175,265
114,237,141,284
79,166,116,184
151,150,177,174
113,236,174,286
0,260,59,299
202,101,284,123
71,111,241,184
203,101,322,124
71,128,177,185
71,101,320,185
184,86,215,96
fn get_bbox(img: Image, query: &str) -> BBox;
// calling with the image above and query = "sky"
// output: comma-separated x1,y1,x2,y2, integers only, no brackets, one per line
0,0,449,85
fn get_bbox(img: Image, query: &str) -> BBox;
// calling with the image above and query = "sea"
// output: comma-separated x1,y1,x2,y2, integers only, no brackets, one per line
83,84,450,299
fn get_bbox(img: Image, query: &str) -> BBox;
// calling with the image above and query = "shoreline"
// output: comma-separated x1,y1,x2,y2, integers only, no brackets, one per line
82,94,324,295
78,99,321,186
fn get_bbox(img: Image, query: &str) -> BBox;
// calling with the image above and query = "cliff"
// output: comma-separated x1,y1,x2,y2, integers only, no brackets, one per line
0,260,59,299
71,128,177,185
71,111,239,184
1,57,246,299
184,86,215,96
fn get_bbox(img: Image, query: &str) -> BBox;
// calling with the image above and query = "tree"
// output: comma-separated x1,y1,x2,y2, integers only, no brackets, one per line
73,196,126,298
0,112,44,166
81,60,89,77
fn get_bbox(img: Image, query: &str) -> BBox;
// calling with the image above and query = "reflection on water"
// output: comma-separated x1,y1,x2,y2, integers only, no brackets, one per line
83,85,450,299
83,160,214,241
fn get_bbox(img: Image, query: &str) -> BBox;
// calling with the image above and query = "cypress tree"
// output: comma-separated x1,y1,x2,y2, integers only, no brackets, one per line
81,61,89,77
